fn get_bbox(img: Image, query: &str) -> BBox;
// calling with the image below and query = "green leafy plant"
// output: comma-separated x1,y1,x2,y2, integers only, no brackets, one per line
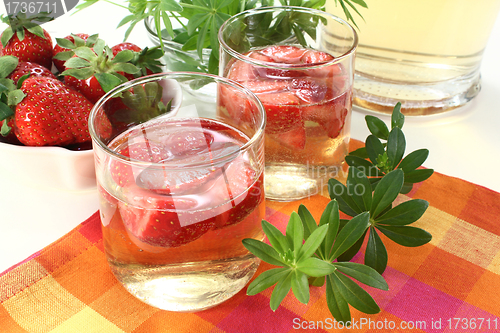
324,104,433,275
74,0,367,74
243,104,433,324
346,103,434,194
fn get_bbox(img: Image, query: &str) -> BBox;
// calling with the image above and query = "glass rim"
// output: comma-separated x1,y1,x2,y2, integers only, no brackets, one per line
218,5,358,70
88,72,266,169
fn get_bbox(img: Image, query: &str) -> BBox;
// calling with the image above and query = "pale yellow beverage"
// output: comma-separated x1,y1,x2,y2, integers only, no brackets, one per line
326,0,500,115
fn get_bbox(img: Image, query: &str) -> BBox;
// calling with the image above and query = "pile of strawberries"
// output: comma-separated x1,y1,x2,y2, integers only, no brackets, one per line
0,12,163,149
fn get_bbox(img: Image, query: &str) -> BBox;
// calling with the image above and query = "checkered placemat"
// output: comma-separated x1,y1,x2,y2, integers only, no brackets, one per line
2,140,500,332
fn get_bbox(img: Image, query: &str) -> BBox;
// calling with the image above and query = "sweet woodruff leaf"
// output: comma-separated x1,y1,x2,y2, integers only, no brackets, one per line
365,227,388,274
346,103,433,194
244,205,387,323
328,164,432,274
241,103,433,323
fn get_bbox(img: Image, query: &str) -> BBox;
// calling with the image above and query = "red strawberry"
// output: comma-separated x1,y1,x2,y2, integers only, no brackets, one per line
53,33,94,73
290,78,330,104
111,42,143,81
111,42,141,56
212,159,264,229
250,50,305,79
13,77,96,146
9,61,56,85
118,185,215,248
110,141,170,188
225,58,257,81
268,124,306,150
0,118,21,144
65,75,106,105
261,45,309,63
0,13,53,69
302,90,350,138
62,38,140,104
301,49,334,64
134,131,240,195
258,92,302,134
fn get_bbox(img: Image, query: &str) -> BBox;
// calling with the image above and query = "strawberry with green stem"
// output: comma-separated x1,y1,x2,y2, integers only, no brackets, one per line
53,33,97,73
0,55,60,144
11,76,99,146
61,38,141,104
9,61,57,85
0,12,53,69
104,80,173,136
112,43,165,80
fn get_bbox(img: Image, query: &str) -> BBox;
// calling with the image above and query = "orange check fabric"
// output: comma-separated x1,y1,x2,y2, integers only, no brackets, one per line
2,140,500,333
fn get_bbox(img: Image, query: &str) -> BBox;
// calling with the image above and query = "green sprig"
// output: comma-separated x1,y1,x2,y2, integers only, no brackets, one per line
243,104,432,323
346,103,434,194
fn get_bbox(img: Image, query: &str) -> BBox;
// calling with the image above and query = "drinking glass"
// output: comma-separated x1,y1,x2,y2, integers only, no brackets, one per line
326,0,500,115
89,73,266,312
219,6,358,201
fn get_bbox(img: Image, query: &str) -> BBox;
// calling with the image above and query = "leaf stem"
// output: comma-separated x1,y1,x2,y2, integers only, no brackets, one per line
100,0,130,10
178,3,213,12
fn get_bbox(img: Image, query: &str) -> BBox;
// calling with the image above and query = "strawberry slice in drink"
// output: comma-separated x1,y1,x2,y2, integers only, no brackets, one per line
222,45,350,149
290,78,330,104
136,141,241,195
114,118,262,248
135,128,241,195
302,91,350,139
260,45,309,63
249,50,305,79
110,141,171,187
118,186,215,248
257,91,302,134
267,124,306,150
210,158,264,229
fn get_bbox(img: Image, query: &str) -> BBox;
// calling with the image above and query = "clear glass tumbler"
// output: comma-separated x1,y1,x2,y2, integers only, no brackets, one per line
326,0,500,116
89,73,266,312
219,6,358,202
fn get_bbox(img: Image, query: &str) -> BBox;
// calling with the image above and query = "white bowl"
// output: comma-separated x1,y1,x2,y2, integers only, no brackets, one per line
0,76,186,192
0,142,96,191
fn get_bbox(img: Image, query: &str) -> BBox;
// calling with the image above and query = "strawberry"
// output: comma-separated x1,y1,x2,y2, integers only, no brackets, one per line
114,45,164,79
118,185,215,248
104,81,174,137
0,118,21,144
257,92,302,134
111,42,141,56
212,159,264,229
0,12,53,69
302,90,351,139
290,78,330,104
300,49,334,64
8,61,56,85
65,75,106,105
268,124,306,150
261,45,309,63
61,38,141,103
13,76,96,146
250,50,305,79
111,141,171,188
53,33,96,73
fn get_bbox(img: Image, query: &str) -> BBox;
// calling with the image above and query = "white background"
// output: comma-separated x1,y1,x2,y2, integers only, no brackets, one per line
0,1,499,272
